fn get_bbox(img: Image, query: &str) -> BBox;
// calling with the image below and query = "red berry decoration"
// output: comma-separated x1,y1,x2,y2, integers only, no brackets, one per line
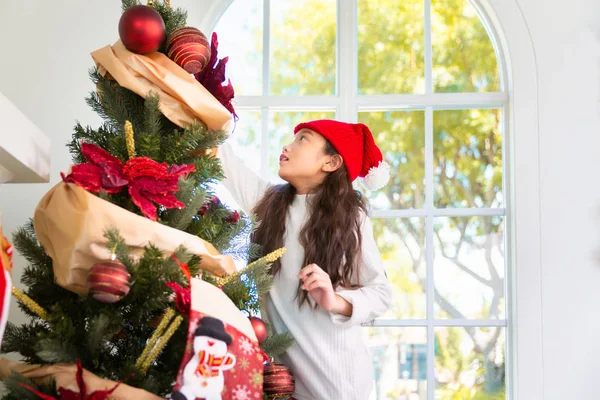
88,261,131,303
249,316,268,344
198,195,221,216
225,210,240,224
118,5,166,54
263,363,295,398
166,27,211,74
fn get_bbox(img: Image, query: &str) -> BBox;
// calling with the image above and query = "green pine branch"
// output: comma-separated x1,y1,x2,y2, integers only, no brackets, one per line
262,331,295,358
2,322,48,365
87,314,121,363
104,228,134,269
12,221,51,270
35,338,78,364
151,1,188,40
67,122,119,164
222,254,275,314
164,179,207,230
158,121,226,167
137,92,163,157
1,371,57,400
87,69,146,135
121,0,140,12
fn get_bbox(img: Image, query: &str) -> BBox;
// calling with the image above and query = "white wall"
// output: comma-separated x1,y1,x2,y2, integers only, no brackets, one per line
513,0,600,399
0,0,214,332
0,0,121,336
0,0,599,398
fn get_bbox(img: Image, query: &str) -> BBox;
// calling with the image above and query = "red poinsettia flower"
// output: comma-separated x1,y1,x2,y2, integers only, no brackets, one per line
62,143,195,221
20,360,123,399
195,32,237,119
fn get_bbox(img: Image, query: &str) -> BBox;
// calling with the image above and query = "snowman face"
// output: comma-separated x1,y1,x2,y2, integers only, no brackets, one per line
194,335,228,356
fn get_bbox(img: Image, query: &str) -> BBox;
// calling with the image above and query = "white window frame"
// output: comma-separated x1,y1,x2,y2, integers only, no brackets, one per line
198,0,543,398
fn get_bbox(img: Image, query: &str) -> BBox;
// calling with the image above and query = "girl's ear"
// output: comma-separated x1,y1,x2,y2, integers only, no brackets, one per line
323,154,343,172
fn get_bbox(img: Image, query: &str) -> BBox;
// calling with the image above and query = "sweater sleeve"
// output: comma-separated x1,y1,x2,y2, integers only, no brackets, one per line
217,141,270,215
329,214,393,327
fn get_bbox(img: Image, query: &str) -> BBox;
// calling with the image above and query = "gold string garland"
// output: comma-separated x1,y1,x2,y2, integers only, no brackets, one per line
140,315,183,373
12,286,182,376
12,286,48,321
135,308,175,369
220,247,286,286
147,0,170,8
124,120,136,159
250,248,286,266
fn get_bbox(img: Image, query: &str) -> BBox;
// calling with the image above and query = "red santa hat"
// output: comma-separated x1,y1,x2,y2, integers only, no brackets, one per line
294,119,390,191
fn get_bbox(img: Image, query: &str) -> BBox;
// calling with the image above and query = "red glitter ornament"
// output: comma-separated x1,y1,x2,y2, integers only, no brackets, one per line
263,362,295,398
166,27,211,74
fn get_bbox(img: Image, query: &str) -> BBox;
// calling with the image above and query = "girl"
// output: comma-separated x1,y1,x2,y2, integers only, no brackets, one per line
218,119,393,400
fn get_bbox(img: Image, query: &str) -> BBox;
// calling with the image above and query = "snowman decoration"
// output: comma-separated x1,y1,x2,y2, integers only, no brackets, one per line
172,317,236,400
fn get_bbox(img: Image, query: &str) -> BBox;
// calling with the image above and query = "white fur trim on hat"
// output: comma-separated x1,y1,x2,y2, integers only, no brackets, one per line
360,161,391,191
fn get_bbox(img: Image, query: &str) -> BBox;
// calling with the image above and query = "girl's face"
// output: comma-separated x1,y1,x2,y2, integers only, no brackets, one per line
278,129,342,193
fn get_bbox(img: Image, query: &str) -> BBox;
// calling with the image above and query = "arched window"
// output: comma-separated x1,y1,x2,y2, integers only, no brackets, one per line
214,1,508,398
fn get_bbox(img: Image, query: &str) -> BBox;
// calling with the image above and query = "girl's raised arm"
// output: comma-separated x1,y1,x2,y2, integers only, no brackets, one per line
217,142,270,215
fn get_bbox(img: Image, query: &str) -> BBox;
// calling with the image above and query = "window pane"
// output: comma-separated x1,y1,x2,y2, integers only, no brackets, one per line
375,218,426,320
363,327,427,400
358,111,425,209
270,0,336,95
434,216,505,320
432,0,500,92
434,109,503,208
268,111,336,181
358,0,425,94
215,0,263,95
435,327,506,399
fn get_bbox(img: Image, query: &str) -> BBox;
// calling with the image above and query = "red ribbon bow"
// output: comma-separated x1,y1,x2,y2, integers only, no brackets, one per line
62,143,195,221
166,255,192,315
20,360,124,400
165,281,190,315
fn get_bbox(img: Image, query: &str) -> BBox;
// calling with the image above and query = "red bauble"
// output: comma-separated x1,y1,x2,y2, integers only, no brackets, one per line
88,261,131,303
166,27,211,74
249,316,268,344
118,5,166,54
263,363,295,398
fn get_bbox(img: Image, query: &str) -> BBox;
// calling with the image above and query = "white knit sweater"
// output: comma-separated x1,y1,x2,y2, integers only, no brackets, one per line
219,143,392,400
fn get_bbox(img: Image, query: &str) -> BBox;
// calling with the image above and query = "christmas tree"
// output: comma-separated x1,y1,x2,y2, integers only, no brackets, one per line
0,1,293,399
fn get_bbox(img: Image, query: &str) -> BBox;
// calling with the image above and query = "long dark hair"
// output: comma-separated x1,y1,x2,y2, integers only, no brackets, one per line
251,140,368,307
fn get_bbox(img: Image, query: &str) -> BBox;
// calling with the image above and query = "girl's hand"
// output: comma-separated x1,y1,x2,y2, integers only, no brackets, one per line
298,264,352,316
